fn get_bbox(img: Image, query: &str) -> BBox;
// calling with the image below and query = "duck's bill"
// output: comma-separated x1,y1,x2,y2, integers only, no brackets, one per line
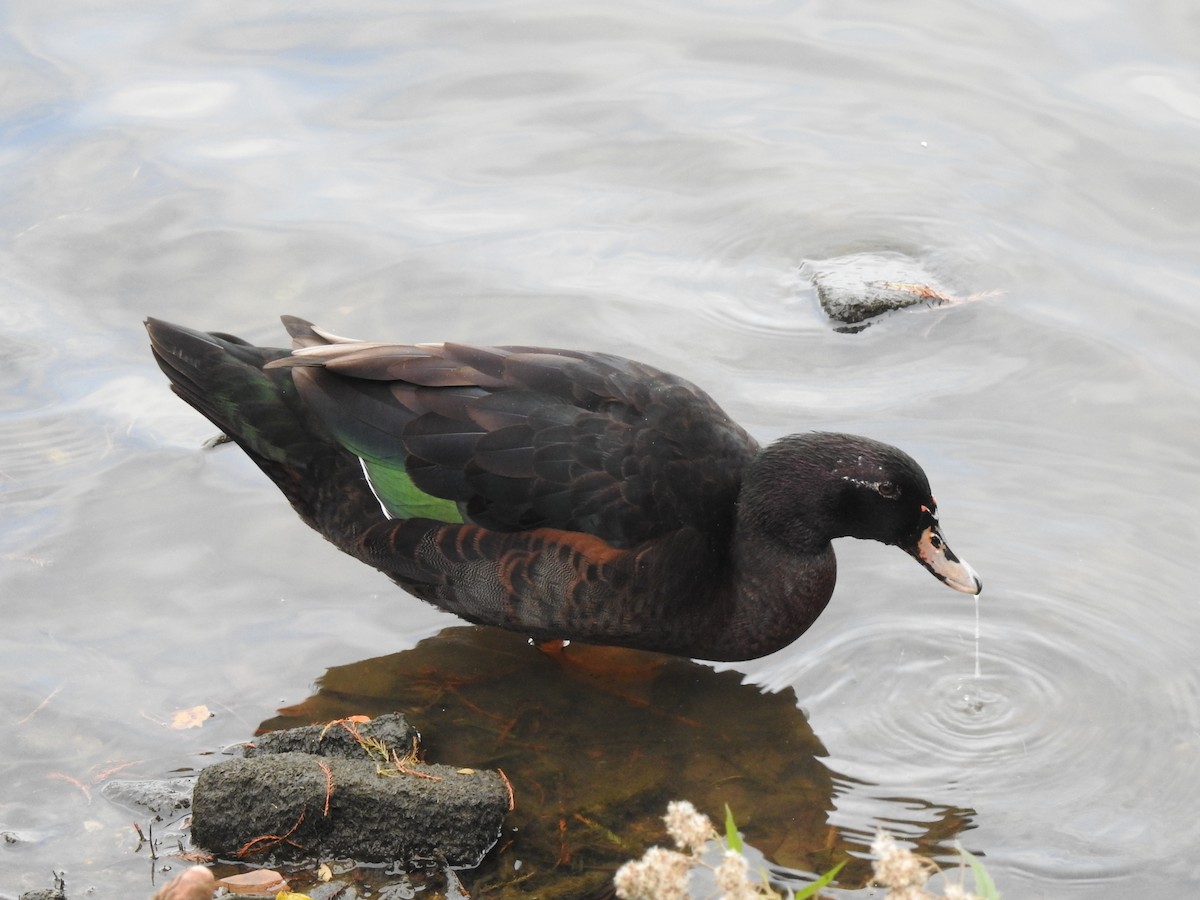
909,523,982,595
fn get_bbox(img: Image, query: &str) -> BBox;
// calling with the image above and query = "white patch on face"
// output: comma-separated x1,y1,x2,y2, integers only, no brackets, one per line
841,474,886,491
837,457,887,490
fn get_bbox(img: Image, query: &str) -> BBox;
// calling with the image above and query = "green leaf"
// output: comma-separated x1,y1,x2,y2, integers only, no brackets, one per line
792,860,845,899
959,846,1000,900
723,804,743,854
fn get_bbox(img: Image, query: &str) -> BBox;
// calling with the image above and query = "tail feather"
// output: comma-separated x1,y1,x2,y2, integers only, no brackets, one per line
146,318,309,465
145,317,387,544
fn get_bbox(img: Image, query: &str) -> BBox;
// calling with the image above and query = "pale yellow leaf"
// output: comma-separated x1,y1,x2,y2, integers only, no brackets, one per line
170,706,212,729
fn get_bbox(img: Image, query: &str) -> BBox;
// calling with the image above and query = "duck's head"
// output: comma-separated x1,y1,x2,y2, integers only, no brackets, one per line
751,432,982,595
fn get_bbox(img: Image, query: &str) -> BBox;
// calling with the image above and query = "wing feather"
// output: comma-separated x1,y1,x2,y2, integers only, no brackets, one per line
273,319,758,548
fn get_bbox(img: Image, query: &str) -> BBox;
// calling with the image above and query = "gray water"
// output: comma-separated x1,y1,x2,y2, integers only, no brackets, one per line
3,1,1199,897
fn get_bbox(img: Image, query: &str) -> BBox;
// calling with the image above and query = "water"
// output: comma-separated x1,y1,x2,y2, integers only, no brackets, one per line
3,0,1199,896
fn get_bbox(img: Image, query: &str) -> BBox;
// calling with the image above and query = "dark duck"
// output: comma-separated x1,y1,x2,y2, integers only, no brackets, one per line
146,317,981,662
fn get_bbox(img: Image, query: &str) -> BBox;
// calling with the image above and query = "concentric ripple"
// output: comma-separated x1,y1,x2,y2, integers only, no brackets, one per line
757,582,1200,876
785,609,1079,779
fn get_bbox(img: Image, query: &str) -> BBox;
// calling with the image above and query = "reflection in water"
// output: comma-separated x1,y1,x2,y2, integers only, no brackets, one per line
259,626,975,897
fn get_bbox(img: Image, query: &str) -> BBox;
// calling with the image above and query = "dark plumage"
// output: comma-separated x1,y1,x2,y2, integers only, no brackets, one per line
145,316,980,662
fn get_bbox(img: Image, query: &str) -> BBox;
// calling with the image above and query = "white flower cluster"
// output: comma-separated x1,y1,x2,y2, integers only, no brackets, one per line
664,800,717,855
614,807,995,900
714,850,760,900
870,830,986,900
613,845,694,900
614,801,779,900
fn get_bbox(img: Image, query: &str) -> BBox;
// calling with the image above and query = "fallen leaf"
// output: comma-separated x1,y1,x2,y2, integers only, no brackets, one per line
170,706,212,730
217,869,289,894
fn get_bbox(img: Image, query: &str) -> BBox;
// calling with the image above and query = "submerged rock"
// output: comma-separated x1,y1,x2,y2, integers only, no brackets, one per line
101,777,194,819
18,872,66,900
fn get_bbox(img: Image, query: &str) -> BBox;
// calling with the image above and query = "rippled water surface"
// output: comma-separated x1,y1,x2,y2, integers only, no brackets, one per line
3,1,1200,897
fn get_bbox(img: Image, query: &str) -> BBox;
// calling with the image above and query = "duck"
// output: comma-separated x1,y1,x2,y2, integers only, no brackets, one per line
145,316,980,662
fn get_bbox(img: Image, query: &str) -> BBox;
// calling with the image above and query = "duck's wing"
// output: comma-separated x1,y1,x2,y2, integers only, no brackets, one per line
267,317,758,549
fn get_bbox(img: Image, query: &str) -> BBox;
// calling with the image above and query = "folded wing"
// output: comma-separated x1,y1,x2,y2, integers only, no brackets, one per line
268,317,758,550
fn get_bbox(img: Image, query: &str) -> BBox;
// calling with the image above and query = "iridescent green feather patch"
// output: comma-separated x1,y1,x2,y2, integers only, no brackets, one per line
361,457,463,523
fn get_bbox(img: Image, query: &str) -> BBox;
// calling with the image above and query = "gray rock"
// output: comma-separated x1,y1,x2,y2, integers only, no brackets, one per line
101,777,195,819
243,713,419,760
802,252,958,331
19,871,66,900
192,754,508,867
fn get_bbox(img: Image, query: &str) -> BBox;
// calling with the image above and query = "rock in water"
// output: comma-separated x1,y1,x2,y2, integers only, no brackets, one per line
803,252,961,331
192,754,508,867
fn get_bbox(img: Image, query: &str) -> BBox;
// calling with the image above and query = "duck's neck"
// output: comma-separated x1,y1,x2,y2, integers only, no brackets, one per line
702,439,844,661
705,519,837,661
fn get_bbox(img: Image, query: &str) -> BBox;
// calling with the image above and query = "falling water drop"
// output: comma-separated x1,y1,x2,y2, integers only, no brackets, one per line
958,594,986,713
974,593,982,680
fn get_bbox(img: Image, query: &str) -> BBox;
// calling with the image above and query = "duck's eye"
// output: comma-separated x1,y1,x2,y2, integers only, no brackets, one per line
876,481,900,499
